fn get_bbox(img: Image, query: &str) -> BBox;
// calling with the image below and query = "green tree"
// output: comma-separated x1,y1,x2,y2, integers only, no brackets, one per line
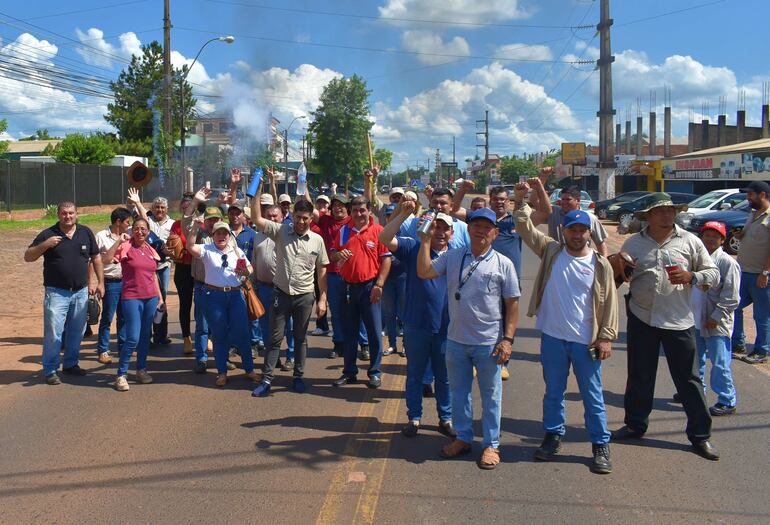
308,75,373,188
499,156,538,184
0,119,8,156
53,133,114,165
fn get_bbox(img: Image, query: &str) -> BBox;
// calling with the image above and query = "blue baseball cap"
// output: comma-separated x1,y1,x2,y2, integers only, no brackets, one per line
563,210,591,229
468,208,497,225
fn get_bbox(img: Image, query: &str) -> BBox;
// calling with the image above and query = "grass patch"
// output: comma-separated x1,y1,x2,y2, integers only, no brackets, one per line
0,213,114,231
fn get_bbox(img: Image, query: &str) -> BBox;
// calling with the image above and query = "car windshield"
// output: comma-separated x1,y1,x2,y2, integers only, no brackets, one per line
580,191,592,201
616,192,644,202
732,199,751,211
688,191,726,208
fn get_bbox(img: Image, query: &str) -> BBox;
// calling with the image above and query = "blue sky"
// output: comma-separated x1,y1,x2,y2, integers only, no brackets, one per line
1,0,768,171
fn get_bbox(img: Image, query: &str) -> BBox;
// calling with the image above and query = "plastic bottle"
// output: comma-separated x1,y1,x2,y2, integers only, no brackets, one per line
296,163,308,196
153,303,166,324
246,167,263,198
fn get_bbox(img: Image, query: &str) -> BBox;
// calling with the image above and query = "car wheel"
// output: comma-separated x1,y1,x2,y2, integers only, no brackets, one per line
597,208,607,219
618,212,634,225
725,230,741,255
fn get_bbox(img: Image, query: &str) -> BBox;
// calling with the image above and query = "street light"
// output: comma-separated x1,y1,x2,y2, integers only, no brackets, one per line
179,35,235,190
283,115,307,194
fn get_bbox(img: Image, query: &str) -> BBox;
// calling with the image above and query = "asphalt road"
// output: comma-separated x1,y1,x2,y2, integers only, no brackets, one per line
1,244,770,525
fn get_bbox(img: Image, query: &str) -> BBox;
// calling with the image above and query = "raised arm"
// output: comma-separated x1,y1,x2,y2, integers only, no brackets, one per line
451,180,473,221
126,188,149,222
378,199,416,252
266,166,278,204
526,176,552,226
416,223,440,280
185,218,204,258
227,169,241,205
249,182,268,232
511,182,552,258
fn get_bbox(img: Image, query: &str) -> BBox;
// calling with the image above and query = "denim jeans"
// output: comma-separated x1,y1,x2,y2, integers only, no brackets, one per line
404,327,450,421
342,280,382,378
328,272,369,347
732,272,770,355
382,273,406,349
696,330,737,407
205,288,254,374
153,266,170,341
42,286,88,375
193,282,210,363
445,339,502,448
540,333,610,444
118,296,158,376
257,283,294,358
97,280,125,354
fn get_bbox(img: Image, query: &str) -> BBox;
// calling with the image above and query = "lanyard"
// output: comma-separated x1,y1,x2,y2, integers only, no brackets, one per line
457,249,493,295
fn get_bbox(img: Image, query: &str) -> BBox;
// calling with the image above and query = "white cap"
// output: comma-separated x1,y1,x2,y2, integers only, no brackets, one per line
316,194,331,204
434,212,454,228
403,190,418,201
259,194,274,205
278,194,292,204
389,187,405,196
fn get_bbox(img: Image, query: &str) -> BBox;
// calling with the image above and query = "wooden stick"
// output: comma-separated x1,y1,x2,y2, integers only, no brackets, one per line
366,132,374,170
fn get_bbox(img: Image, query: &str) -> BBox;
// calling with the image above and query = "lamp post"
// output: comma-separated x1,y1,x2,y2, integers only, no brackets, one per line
179,35,234,190
283,115,307,194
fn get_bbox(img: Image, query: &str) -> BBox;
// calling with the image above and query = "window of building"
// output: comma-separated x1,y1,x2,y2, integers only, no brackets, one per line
203,123,214,133
219,122,231,134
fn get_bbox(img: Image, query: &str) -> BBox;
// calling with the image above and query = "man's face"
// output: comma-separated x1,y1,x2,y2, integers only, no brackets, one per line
431,220,453,250
563,224,590,252
468,219,498,249
58,206,77,227
560,193,580,213
331,200,348,220
489,191,508,216
701,229,724,253
430,194,452,214
646,206,677,229
746,190,768,210
280,201,291,215
350,204,370,226
204,217,220,231
228,207,244,227
389,193,402,204
266,207,283,224
293,211,312,235
470,199,487,211
152,202,168,221
117,217,131,234
315,200,329,213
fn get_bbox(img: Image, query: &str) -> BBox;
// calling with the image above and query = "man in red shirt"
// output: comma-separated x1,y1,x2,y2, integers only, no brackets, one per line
330,196,392,388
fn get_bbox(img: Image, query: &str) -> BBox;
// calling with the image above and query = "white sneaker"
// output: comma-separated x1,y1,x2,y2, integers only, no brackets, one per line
310,328,329,336
136,369,153,384
115,375,130,391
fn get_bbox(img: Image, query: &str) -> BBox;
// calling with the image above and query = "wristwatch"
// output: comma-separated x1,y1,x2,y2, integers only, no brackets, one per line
762,270,770,277
502,336,514,344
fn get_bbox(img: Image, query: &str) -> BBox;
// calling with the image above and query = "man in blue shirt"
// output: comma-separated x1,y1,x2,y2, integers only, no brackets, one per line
400,187,469,249
379,200,456,439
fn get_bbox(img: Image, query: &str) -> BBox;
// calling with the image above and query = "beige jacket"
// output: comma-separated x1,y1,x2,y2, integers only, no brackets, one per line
513,203,619,342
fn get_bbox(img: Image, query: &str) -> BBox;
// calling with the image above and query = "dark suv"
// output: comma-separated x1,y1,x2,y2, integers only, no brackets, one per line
606,192,698,223
686,199,750,255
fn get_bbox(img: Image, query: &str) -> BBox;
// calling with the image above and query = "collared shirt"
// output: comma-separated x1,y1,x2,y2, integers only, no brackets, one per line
332,218,391,283
492,212,522,281
431,246,520,346
399,215,470,249
197,244,248,288
317,214,349,274
183,211,238,282
251,231,276,284
95,227,122,279
548,207,607,248
394,236,449,336
621,224,719,330
232,224,258,262
692,247,741,338
150,216,174,270
262,220,329,295
736,207,770,273
30,223,98,290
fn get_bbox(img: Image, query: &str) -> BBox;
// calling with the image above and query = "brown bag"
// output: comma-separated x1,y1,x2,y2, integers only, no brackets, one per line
166,232,186,262
241,280,265,320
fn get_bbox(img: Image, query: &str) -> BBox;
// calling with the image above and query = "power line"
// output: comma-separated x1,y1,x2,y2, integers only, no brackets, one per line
20,0,151,21
617,0,728,27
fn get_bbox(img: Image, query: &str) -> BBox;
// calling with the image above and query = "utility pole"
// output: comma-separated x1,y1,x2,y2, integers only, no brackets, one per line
476,110,489,186
596,0,616,200
435,148,441,188
163,0,172,163
451,135,456,186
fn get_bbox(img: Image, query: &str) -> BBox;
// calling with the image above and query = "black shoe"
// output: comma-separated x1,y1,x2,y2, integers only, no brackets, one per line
397,349,406,358
731,344,746,356
367,376,381,389
382,347,395,356
359,345,370,361
672,392,682,404
438,420,458,439
155,337,172,346
422,383,434,398
691,440,720,461
194,360,207,374
45,372,61,385
591,444,613,474
332,375,357,387
534,433,562,461
275,358,283,369
709,403,736,416
611,425,645,440
740,351,767,364
281,359,294,372
401,420,419,438
61,365,87,376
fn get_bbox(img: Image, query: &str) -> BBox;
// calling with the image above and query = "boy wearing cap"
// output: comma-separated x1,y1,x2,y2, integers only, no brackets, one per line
733,180,770,364
512,183,617,474
278,194,293,224
693,221,740,416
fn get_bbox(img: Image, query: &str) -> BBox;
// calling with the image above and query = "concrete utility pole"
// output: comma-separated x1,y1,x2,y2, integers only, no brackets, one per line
435,148,441,187
476,111,489,185
596,0,616,200
163,0,172,158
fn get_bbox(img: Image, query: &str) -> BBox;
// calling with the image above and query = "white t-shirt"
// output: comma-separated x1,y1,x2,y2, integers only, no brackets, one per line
198,244,248,288
535,250,595,345
95,227,122,279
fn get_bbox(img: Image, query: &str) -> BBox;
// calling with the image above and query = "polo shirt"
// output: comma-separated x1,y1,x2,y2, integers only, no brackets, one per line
332,218,391,283
251,231,276,284
30,223,98,290
95,227,122,280
431,246,520,346
394,237,449,336
492,212,522,281
317,214,349,274
198,244,248,288
737,207,770,273
233,224,258,262
262,220,329,295
399,215,470,249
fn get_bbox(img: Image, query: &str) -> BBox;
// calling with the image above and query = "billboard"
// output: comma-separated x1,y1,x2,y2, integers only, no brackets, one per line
561,142,586,165
662,154,743,180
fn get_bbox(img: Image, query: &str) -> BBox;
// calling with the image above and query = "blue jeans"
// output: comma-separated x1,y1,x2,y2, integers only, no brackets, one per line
118,296,158,376
382,273,406,349
445,339,502,448
540,333,610,445
342,280,382,378
404,327,450,421
153,266,170,341
696,330,737,407
732,272,770,354
328,272,368,347
206,288,254,374
257,283,294,358
193,282,210,362
42,286,88,376
97,280,125,354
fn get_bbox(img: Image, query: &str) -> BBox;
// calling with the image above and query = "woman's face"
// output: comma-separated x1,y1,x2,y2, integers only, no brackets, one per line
132,221,149,245
213,229,230,249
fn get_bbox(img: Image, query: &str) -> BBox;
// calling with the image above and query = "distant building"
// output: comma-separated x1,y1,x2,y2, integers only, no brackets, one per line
2,140,62,161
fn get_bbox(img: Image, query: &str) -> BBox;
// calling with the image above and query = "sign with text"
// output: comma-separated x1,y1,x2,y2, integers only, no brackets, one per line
661,154,742,180
561,142,586,165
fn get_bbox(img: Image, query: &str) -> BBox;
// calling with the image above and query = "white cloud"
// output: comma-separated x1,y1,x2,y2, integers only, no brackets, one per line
379,0,530,25
74,28,142,67
493,43,552,62
400,30,470,65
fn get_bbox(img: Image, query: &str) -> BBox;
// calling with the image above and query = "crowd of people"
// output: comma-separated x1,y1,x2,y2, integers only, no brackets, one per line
24,164,770,472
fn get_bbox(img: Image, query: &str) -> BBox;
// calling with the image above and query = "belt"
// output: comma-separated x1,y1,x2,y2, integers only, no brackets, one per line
257,281,274,288
104,277,122,283
344,278,376,286
205,284,241,292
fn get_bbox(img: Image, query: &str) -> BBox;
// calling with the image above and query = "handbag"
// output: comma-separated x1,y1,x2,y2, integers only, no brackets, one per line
87,295,101,325
241,279,265,320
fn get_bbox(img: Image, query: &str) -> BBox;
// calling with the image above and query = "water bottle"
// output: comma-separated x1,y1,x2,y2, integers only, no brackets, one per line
417,208,436,235
153,303,166,324
296,163,308,196
246,167,263,198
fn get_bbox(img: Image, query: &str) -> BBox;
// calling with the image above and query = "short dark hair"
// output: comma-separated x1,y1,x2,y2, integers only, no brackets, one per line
57,201,76,212
471,196,487,207
293,200,314,214
350,196,371,209
110,207,132,224
432,188,452,200
488,186,509,198
564,186,582,200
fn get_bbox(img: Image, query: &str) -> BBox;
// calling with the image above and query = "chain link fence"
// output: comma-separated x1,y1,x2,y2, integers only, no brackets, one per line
0,160,187,212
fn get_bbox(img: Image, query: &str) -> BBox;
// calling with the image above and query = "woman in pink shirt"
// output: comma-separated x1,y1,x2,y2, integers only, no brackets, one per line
113,218,163,392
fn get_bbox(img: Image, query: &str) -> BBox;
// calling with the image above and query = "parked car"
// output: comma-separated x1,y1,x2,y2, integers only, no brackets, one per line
606,192,698,223
676,189,745,228
686,199,750,255
594,191,650,219
549,188,596,214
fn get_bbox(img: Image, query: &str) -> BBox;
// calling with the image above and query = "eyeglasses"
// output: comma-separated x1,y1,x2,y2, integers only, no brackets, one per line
221,254,229,268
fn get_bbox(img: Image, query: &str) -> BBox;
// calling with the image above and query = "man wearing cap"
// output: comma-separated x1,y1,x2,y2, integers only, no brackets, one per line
692,221,740,416
278,194,293,224
250,188,328,396
534,186,609,257
378,187,404,225
400,188,470,249
417,208,520,470
228,200,260,354
379,200,456,439
732,180,770,364
259,193,275,215
512,182,617,474
315,194,331,216
612,192,721,461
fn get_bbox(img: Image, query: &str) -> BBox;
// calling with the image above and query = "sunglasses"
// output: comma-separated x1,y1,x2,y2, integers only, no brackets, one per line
221,254,228,269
